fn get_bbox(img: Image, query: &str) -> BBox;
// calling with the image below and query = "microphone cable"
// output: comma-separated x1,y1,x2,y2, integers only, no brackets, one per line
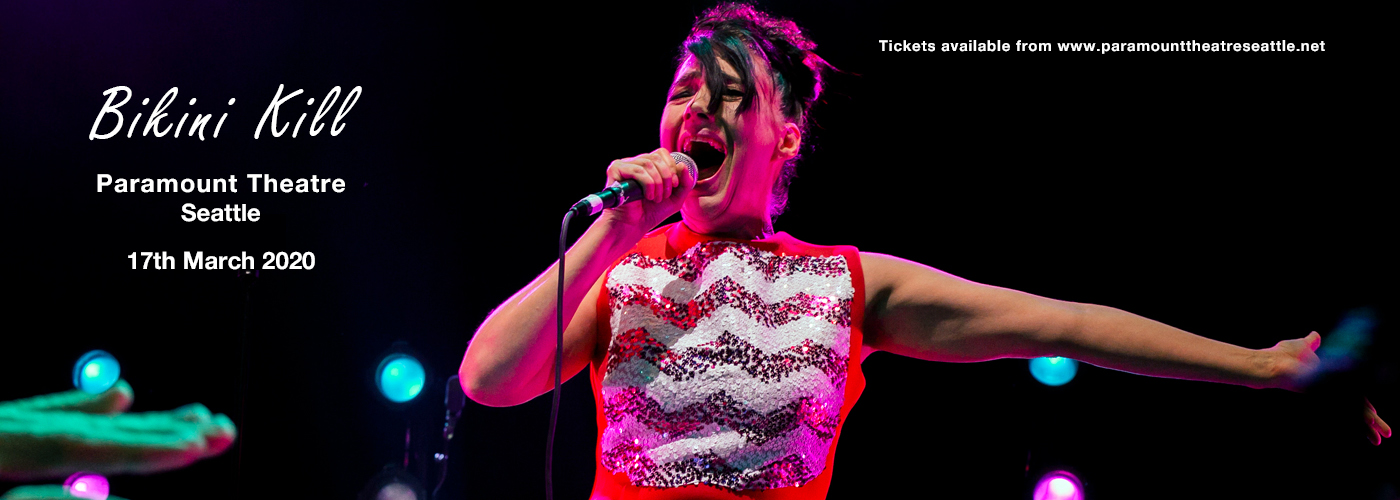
546,153,691,500
547,207,576,500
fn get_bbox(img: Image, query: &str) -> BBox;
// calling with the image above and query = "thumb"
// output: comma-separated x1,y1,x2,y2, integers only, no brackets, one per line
1305,331,1321,351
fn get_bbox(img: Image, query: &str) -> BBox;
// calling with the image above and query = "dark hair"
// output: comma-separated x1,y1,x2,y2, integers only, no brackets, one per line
682,3,833,220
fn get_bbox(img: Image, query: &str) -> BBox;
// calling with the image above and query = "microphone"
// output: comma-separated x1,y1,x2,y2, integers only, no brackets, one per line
444,374,465,440
572,152,697,215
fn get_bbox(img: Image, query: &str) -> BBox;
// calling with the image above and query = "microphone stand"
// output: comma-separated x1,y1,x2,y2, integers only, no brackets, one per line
435,375,466,499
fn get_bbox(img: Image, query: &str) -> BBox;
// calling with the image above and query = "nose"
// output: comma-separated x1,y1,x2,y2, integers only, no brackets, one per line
684,86,712,121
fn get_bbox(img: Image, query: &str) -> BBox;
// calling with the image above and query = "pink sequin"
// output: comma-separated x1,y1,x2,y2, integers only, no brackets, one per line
608,277,851,330
604,387,837,444
601,240,853,491
601,443,816,491
607,329,848,386
620,242,847,283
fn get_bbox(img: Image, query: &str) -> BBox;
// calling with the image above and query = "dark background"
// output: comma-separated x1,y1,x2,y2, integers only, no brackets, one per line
2,2,1393,499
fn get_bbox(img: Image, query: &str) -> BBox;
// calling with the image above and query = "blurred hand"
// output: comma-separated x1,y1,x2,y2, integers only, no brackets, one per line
1261,331,1390,445
1263,331,1322,392
0,380,237,482
1363,398,1391,446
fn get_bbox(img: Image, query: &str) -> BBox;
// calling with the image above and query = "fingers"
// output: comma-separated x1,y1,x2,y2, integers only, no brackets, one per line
1364,399,1390,446
606,149,681,203
653,148,677,200
0,403,238,480
607,161,656,202
204,412,238,456
635,149,674,201
1305,331,1321,351
173,402,211,423
0,380,134,416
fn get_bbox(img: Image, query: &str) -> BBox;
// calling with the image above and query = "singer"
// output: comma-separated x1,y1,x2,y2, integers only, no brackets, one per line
459,4,1389,499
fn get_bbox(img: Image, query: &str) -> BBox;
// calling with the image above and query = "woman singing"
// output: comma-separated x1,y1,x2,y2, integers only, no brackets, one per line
460,4,1388,499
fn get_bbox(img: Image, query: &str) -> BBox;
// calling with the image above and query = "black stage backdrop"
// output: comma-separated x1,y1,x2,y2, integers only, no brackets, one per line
2,2,1393,499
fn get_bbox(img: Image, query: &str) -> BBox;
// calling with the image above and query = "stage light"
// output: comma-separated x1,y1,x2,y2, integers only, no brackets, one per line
377,353,426,403
358,466,427,500
1033,470,1083,500
1029,356,1078,386
72,350,120,394
64,472,110,500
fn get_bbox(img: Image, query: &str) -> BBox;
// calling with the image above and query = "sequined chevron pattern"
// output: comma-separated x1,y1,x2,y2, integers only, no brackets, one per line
618,243,848,283
601,240,853,491
606,329,848,387
609,278,851,330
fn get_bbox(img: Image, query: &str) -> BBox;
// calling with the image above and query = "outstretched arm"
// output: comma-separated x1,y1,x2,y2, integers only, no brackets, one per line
862,252,1276,386
859,252,1389,442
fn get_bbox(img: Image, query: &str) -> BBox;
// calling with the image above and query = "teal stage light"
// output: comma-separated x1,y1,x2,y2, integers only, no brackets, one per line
376,354,426,403
73,350,120,394
1029,356,1078,386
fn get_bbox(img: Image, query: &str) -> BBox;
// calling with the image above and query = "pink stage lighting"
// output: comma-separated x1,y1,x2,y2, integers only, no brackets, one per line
1033,470,1083,500
64,472,110,500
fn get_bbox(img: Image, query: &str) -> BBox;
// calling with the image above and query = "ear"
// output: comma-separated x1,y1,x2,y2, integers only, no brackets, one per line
774,122,801,160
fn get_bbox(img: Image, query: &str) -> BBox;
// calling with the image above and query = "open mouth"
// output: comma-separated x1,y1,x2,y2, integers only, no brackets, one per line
682,139,727,181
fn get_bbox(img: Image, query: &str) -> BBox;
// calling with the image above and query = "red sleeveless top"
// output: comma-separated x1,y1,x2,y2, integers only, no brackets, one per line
589,222,866,500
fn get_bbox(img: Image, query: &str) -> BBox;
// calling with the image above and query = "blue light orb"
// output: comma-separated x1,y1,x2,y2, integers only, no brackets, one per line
1029,356,1078,386
377,354,426,403
73,350,121,394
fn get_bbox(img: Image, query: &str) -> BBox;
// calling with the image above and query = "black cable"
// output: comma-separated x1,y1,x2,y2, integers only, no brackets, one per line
235,270,256,493
435,375,464,500
432,436,450,500
547,208,577,500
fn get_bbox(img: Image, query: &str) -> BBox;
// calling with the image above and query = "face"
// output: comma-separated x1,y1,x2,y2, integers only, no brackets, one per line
662,50,799,238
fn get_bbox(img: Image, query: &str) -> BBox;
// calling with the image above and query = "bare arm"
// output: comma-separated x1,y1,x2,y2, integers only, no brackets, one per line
861,252,1282,388
459,149,691,407
459,216,641,407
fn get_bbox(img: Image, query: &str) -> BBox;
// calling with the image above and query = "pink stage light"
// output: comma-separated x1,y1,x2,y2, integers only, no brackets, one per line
1033,471,1083,500
64,472,110,500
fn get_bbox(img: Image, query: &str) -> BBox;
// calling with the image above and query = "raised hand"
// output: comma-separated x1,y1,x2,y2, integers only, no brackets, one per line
600,148,695,234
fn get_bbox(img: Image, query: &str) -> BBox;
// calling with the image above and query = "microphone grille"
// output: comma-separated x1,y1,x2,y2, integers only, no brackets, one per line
671,152,698,181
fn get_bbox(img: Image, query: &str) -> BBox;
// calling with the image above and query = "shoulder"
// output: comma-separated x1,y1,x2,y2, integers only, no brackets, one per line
766,233,861,277
858,251,906,294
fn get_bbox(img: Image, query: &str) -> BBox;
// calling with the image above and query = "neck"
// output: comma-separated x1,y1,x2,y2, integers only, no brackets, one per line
683,214,773,240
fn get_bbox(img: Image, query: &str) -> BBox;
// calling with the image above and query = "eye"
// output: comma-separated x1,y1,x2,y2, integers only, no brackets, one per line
668,87,693,101
722,87,745,100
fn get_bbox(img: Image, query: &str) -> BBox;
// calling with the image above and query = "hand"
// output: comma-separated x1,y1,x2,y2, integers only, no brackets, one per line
599,148,695,234
1363,398,1391,446
1261,332,1391,446
1261,331,1322,392
0,380,237,482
